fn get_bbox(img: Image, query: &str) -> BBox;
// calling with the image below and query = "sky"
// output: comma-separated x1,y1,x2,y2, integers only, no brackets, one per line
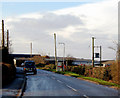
0,0,119,60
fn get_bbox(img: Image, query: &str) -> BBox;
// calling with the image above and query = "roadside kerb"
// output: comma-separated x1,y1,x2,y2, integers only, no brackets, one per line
17,76,26,98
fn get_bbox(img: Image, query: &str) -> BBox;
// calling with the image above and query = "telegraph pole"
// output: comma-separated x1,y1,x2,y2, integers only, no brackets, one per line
7,30,9,49
2,20,4,48
54,33,58,71
92,37,94,67
30,42,32,58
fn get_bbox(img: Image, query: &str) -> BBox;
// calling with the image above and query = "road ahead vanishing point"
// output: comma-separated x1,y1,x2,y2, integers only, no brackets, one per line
22,69,118,97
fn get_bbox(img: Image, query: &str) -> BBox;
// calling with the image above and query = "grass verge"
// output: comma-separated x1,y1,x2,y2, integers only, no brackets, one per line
65,71,120,87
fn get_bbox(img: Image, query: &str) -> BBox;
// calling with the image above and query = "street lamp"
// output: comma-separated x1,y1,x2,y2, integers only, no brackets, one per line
59,42,65,71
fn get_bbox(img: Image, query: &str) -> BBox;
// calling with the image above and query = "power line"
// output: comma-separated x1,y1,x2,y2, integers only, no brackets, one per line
95,37,117,41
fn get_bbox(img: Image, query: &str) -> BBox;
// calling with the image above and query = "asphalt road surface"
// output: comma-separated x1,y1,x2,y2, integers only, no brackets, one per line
23,69,118,97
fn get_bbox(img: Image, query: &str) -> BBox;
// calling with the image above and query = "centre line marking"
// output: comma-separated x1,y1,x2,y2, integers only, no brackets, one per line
66,85,77,92
57,80,62,83
83,95,89,98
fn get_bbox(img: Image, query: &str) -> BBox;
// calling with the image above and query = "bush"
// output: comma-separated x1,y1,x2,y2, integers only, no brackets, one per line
103,67,112,81
44,64,56,69
36,63,46,67
1,48,16,86
41,60,119,84
84,65,92,77
65,64,118,84
110,61,118,84
92,67,103,79
30,56,46,65
65,65,86,75
79,65,85,75
2,63,16,85
55,71,65,75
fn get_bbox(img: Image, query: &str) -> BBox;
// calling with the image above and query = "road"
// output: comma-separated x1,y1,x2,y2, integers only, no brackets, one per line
22,69,118,97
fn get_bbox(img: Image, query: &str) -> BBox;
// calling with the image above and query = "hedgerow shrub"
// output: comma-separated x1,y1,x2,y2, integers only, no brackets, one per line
44,64,56,69
84,65,92,77
65,63,118,84
103,66,112,81
41,60,119,84
36,63,46,67
110,61,118,84
2,63,16,85
92,67,104,79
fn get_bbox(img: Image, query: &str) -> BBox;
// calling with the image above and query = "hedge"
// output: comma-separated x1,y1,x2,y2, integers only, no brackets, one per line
64,63,118,84
40,61,119,84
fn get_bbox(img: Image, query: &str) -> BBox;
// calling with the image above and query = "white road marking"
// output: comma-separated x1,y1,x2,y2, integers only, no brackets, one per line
57,80,63,83
66,85,77,92
83,95,89,98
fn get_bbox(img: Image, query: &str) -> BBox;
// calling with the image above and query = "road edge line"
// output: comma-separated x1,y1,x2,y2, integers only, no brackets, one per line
66,85,77,92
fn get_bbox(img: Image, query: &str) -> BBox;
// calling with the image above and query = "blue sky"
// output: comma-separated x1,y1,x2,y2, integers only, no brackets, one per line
2,2,84,17
2,1,105,18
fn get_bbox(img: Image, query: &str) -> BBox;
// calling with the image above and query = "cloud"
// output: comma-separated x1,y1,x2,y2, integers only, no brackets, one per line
53,0,118,34
5,0,118,59
6,12,83,40
5,12,84,55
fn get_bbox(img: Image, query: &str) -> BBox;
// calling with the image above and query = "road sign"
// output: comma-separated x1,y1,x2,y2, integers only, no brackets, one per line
95,53,99,58
57,62,62,71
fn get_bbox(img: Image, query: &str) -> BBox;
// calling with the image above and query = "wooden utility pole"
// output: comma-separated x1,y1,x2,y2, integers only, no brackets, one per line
2,20,4,48
7,30,9,49
30,42,32,58
92,37,94,67
54,33,58,71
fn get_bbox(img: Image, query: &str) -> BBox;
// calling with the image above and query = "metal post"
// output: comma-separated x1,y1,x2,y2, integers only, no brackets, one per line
66,60,68,71
54,33,58,71
100,46,102,66
63,43,65,71
30,42,32,58
7,30,9,49
92,37,94,67
2,20,4,48
59,42,65,71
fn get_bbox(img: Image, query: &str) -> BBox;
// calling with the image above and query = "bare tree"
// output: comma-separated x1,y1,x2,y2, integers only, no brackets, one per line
108,40,120,60
9,40,13,54
108,41,120,84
